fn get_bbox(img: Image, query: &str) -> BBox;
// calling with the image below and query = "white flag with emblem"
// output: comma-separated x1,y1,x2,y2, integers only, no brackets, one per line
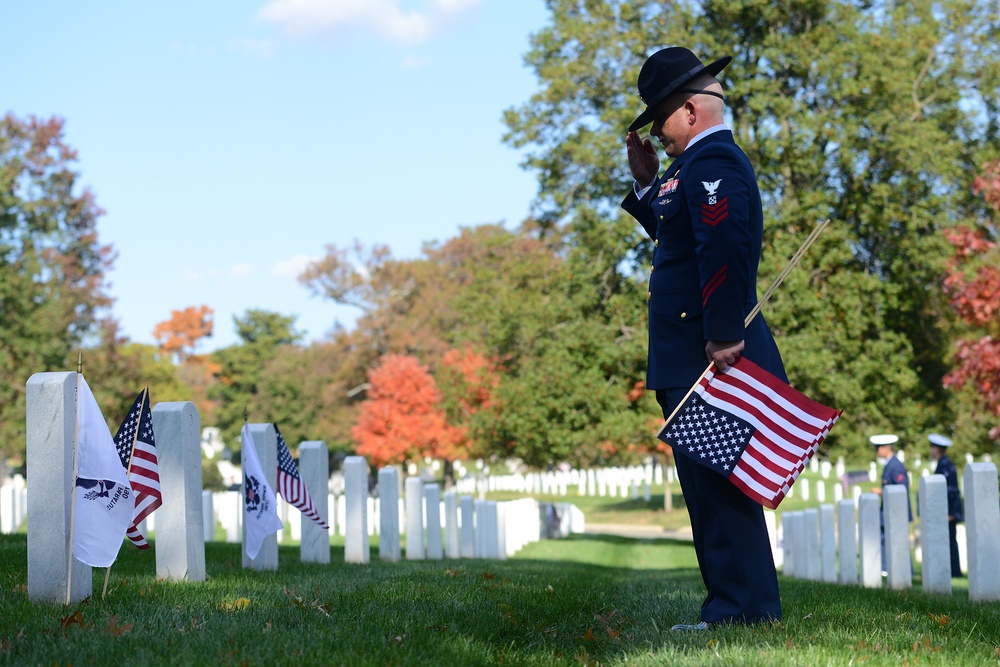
241,424,283,560
72,376,133,567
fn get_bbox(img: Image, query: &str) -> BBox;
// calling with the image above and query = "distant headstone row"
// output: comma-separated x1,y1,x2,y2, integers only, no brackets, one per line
21,372,575,604
778,463,1000,601
457,466,661,501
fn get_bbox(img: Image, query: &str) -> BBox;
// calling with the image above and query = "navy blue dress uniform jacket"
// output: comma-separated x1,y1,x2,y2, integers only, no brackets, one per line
935,455,964,522
881,455,912,521
621,129,786,390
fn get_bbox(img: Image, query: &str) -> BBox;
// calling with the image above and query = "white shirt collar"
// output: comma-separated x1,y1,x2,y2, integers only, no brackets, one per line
686,124,728,151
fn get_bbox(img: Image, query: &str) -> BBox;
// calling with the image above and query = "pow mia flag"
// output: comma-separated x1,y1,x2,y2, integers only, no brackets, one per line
240,424,283,560
72,377,133,567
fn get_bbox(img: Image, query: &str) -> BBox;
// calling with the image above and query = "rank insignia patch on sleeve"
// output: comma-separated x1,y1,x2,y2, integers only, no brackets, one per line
701,198,729,227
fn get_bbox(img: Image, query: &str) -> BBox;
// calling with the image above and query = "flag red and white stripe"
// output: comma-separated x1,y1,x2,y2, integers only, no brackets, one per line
658,357,842,509
113,388,162,549
274,424,328,530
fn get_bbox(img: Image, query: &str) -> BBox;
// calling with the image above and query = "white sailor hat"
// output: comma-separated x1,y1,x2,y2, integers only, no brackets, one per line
928,433,953,447
869,434,899,447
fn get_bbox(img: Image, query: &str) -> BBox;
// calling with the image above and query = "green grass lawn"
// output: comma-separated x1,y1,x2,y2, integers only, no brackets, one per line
2,533,999,666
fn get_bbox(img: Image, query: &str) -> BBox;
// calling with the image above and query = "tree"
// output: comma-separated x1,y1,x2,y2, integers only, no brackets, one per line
256,340,356,453
209,309,303,447
942,162,1000,444
82,321,189,424
153,305,214,362
437,344,500,474
302,223,661,467
0,114,115,462
503,0,1000,462
352,354,461,468
424,224,658,467
300,240,459,361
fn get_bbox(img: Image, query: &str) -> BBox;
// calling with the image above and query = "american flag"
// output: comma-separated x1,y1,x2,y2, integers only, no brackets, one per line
113,388,162,548
658,357,842,509
274,424,328,529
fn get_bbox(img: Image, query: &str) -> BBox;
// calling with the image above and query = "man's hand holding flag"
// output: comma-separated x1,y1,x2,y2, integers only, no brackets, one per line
656,220,842,509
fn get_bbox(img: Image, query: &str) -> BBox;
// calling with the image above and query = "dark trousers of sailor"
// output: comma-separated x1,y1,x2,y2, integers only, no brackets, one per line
949,521,963,578
658,389,782,624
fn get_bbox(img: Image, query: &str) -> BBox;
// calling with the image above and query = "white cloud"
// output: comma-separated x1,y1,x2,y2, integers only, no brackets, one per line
230,262,254,278
257,0,480,46
270,254,314,278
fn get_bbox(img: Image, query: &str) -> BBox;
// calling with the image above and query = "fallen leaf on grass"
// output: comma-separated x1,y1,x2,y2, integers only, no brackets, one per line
547,585,554,593
707,639,719,649
928,612,948,627
445,568,462,578
60,610,86,629
913,634,942,653
217,597,251,612
594,610,616,625
104,615,134,638
581,627,598,643
482,571,496,580
803,613,813,620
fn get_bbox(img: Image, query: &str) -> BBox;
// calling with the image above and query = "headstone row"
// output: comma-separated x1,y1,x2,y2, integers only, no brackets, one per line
21,375,582,605
453,465,668,499
779,464,1000,601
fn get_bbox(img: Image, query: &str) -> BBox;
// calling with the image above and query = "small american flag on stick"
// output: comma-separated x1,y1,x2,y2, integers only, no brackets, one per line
113,388,162,548
275,424,329,529
657,357,841,509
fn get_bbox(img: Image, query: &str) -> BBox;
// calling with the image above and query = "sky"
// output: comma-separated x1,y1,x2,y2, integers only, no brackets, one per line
1,0,550,351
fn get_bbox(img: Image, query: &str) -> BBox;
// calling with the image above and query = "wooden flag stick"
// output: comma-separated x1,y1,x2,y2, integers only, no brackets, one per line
66,352,83,606
656,219,831,436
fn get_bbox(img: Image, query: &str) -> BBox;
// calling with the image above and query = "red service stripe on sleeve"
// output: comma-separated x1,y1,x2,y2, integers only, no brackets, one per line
701,197,729,226
702,264,727,305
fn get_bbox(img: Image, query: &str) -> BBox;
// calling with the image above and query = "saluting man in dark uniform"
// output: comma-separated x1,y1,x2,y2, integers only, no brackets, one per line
928,433,964,577
622,47,786,630
871,433,911,572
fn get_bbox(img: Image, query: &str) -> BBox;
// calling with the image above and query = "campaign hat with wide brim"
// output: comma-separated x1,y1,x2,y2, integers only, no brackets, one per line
628,47,732,133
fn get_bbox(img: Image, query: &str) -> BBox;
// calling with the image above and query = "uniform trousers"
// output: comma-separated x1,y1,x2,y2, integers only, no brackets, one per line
658,388,781,624
949,520,963,578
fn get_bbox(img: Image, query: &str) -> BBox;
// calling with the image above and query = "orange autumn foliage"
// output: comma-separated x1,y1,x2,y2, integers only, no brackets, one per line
153,305,214,361
352,354,462,467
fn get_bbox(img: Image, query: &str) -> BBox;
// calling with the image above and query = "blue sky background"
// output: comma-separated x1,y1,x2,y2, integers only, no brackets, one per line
2,0,551,351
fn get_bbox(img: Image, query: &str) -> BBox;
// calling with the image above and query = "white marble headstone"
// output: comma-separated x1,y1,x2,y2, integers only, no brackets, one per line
378,467,400,562
965,462,1000,601
343,456,370,564
858,493,882,588
153,402,206,581
918,474,950,594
